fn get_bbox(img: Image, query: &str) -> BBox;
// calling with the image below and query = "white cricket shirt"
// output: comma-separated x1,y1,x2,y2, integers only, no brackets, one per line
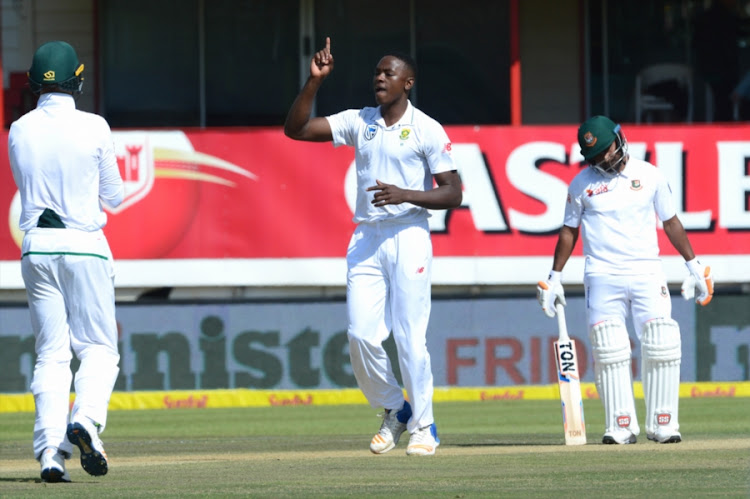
563,157,676,275
327,100,456,224
9,92,123,232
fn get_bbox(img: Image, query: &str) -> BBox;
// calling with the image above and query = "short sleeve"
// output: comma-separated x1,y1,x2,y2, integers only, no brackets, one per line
563,185,583,228
653,169,677,221
422,120,456,175
326,109,360,148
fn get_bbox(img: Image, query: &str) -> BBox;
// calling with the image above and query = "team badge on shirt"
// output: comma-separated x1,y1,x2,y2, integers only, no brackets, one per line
631,180,642,190
400,128,411,140
364,124,378,140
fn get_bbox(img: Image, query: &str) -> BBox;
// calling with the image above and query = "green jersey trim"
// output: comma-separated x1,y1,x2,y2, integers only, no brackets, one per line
21,251,109,261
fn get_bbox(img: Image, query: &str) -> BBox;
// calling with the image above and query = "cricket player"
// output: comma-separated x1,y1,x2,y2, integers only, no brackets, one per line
537,116,713,445
284,37,462,456
9,41,124,481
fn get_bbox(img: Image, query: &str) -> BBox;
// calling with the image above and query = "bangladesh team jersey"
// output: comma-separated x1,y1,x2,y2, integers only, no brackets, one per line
564,157,676,275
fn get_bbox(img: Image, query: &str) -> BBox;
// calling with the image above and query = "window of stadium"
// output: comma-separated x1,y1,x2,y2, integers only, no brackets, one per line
98,0,509,127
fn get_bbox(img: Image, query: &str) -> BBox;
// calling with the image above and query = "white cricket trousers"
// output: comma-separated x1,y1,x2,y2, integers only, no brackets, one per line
346,220,434,433
21,228,120,459
584,272,672,339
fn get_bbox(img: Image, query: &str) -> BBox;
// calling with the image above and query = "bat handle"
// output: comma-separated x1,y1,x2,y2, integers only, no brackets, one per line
555,301,570,341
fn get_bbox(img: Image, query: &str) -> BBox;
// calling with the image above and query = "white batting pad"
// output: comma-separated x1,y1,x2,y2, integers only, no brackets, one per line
641,318,681,435
590,321,639,435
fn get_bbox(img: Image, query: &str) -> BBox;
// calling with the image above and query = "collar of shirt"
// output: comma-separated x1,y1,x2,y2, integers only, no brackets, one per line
372,100,416,129
616,160,633,180
36,92,76,110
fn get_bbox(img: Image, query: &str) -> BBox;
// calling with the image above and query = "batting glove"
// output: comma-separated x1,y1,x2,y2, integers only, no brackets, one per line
681,258,714,306
537,270,566,318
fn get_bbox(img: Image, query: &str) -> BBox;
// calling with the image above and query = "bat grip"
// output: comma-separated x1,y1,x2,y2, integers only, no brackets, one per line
555,301,570,341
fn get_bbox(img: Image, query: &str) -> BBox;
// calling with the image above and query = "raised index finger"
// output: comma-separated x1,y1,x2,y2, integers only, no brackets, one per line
325,37,331,53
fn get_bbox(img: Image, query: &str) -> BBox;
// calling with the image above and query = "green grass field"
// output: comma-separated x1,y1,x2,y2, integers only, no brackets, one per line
1,397,748,497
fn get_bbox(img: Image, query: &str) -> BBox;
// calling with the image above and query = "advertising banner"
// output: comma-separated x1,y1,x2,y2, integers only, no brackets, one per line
1,125,749,288
2,295,749,394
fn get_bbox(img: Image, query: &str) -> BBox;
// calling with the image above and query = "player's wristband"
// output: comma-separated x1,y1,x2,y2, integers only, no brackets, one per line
548,270,562,282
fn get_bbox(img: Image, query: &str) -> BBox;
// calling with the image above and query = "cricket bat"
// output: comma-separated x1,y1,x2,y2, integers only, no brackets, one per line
554,301,586,445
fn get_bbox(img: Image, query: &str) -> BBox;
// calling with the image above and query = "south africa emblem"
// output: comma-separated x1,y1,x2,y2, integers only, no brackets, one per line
364,124,378,140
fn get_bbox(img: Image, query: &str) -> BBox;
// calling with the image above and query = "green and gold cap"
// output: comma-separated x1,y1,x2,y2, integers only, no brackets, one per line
577,115,618,161
28,41,84,86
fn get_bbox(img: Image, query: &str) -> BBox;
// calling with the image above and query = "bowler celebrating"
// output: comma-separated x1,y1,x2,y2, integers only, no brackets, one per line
285,37,461,456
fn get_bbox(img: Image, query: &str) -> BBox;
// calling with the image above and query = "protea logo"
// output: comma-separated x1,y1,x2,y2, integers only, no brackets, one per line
364,124,378,140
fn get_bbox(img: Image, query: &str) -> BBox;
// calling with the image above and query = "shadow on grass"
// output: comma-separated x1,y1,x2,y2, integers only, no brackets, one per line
0,477,43,483
450,442,561,447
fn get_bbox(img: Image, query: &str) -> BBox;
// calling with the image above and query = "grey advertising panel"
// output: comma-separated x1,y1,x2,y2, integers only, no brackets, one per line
1,295,744,393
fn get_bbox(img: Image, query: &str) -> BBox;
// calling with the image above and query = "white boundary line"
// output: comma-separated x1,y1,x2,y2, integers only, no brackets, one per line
1,255,746,289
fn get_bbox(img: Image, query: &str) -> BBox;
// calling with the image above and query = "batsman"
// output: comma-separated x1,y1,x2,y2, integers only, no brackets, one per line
537,116,714,445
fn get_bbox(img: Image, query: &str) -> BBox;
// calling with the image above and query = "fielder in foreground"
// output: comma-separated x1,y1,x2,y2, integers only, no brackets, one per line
537,116,713,445
9,41,124,481
553,301,586,445
285,37,462,456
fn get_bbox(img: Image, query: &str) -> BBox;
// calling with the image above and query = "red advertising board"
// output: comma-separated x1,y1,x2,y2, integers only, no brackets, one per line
2,125,749,262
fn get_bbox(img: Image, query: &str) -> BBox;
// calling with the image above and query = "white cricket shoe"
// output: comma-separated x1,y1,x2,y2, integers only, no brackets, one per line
602,429,637,445
647,427,682,444
67,420,109,476
370,401,412,454
40,447,71,483
406,423,440,456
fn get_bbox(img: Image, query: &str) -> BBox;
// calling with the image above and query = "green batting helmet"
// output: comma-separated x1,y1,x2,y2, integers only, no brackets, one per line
577,115,618,161
28,41,84,95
